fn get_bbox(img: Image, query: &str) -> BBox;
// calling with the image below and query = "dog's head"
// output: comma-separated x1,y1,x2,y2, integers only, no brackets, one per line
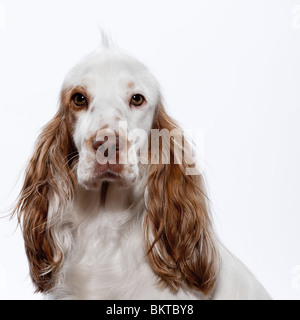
61,47,160,189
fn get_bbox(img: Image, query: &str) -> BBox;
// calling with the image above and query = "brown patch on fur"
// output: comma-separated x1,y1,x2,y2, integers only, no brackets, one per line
85,135,96,151
127,82,135,89
60,86,89,135
145,102,220,297
12,91,78,293
100,124,109,130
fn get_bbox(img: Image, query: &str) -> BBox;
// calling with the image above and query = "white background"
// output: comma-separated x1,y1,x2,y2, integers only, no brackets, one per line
0,0,299,300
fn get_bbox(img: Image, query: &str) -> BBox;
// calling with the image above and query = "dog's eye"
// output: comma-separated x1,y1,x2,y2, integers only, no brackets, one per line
72,93,87,107
130,94,145,107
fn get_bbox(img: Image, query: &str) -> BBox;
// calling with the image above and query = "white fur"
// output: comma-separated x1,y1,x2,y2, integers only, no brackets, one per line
49,184,205,300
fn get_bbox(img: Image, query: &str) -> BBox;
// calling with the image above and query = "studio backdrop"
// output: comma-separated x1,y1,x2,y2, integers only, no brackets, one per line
0,0,299,300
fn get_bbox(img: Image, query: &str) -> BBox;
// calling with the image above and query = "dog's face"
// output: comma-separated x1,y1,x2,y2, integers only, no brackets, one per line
61,49,160,189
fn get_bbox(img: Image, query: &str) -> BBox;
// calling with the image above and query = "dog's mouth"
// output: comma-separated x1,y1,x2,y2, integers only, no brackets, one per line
79,166,123,190
77,134,136,189
95,163,122,181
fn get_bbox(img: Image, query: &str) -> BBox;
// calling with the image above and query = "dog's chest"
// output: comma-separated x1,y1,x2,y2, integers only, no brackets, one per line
57,218,149,299
53,214,198,300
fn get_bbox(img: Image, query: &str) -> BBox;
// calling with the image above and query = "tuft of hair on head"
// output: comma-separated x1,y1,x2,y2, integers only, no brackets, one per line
98,26,114,49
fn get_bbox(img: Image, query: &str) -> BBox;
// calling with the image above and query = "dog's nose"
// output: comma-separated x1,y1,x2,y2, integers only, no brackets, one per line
92,135,122,158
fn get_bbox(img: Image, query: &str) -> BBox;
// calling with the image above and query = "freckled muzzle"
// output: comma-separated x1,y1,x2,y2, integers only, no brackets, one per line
92,130,127,175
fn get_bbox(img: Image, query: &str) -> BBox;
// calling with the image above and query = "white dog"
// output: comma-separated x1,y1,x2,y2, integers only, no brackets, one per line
14,36,271,300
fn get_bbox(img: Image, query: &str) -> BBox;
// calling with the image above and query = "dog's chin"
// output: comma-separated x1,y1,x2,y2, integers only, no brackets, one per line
78,167,137,191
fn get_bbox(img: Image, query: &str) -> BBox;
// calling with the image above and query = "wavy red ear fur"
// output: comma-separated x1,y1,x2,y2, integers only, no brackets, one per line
12,109,77,292
145,103,220,296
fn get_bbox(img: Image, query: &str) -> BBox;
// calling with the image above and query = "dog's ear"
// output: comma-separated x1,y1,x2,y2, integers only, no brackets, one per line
12,109,77,292
145,103,220,296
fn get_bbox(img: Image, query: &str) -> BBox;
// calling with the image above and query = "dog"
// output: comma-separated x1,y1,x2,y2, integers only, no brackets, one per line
13,35,271,300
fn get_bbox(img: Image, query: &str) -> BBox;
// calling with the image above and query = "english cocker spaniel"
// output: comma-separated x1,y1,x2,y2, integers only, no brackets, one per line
13,36,271,300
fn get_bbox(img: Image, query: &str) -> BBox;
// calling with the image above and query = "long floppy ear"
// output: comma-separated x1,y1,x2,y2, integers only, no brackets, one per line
12,108,77,293
145,102,220,297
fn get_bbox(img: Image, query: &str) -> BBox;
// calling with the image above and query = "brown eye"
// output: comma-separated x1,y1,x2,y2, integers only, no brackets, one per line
130,94,145,107
72,93,87,107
